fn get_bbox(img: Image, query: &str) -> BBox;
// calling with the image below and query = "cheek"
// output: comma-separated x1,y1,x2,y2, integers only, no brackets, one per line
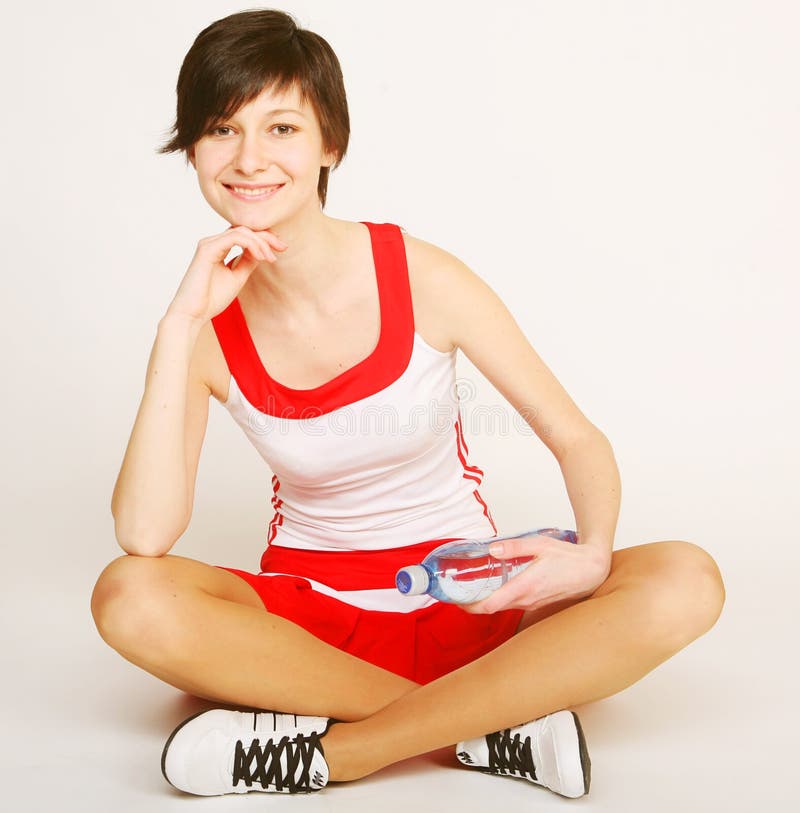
193,146,227,184
193,158,230,214
280,143,325,177
194,170,221,207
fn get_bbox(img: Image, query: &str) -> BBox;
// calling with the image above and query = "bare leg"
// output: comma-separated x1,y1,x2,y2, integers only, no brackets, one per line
320,540,725,781
91,553,418,721
93,541,724,784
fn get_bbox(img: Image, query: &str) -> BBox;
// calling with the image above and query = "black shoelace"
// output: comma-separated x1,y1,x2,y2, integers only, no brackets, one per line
232,731,325,793
486,729,538,781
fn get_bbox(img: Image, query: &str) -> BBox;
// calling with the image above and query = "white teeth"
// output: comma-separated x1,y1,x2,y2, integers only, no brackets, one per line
231,185,279,196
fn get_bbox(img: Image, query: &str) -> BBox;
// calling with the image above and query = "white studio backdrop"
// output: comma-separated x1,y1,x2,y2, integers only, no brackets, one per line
0,5,797,803
0,0,795,593
3,0,796,564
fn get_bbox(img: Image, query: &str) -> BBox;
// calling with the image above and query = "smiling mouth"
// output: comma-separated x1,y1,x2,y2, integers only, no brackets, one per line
224,184,284,200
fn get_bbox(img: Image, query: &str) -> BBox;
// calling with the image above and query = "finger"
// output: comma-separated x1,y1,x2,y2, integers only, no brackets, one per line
249,241,277,263
226,226,283,261
467,578,528,615
260,231,288,252
202,230,269,264
242,232,279,263
230,234,273,264
479,586,518,615
256,236,279,262
488,535,550,560
237,227,286,256
461,598,487,614
228,248,267,270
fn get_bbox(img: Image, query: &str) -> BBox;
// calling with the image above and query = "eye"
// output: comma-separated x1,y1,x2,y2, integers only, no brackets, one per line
209,125,234,137
271,124,297,136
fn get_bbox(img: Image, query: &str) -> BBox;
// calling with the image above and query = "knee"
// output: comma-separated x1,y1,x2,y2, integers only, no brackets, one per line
90,553,177,655
640,541,726,649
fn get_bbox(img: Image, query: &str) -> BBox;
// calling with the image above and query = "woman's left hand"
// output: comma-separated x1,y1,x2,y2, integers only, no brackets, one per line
462,533,612,615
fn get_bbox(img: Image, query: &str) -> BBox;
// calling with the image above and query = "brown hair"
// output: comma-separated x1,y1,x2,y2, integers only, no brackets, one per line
159,9,349,208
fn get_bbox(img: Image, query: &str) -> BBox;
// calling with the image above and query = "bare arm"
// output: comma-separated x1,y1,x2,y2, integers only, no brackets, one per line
404,234,617,612
110,314,209,556
434,255,620,555
110,226,285,557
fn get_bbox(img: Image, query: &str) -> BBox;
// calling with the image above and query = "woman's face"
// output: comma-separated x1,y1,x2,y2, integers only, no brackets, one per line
189,83,335,231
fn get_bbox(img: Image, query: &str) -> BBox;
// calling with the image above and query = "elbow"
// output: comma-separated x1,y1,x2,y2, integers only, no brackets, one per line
112,516,187,558
110,492,191,558
556,426,615,465
115,537,171,558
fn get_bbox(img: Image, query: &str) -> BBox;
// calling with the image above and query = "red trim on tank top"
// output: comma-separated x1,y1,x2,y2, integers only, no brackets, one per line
456,411,471,455
267,475,284,545
454,418,484,482
472,489,497,534
211,222,414,418
451,416,494,530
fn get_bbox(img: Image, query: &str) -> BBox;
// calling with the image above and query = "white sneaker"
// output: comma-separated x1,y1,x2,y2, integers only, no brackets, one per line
456,710,590,798
161,709,331,795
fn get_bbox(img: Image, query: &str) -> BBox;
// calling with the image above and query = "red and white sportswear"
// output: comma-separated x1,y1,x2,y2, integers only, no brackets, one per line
210,222,498,613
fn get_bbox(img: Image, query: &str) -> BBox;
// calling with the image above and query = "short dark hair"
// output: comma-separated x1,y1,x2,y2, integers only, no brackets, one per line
159,9,350,208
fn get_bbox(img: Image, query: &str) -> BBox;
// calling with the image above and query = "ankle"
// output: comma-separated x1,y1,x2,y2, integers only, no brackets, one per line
322,721,376,782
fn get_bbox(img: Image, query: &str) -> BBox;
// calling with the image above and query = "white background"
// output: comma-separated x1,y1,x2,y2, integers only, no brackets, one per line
1,1,798,810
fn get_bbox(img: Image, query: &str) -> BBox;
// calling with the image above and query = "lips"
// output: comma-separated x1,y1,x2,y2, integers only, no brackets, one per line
223,183,284,201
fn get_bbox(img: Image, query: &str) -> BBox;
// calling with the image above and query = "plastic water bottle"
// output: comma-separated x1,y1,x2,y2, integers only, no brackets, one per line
395,527,578,604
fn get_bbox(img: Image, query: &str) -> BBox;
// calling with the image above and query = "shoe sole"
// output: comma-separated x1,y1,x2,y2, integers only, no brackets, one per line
570,711,591,795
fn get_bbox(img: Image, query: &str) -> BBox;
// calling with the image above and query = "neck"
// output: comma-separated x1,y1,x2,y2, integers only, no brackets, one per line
240,205,348,315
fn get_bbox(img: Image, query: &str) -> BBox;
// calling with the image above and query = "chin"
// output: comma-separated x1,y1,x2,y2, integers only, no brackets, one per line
225,213,279,232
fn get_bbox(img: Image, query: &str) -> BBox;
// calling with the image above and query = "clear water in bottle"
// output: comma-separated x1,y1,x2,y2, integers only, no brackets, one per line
396,527,578,604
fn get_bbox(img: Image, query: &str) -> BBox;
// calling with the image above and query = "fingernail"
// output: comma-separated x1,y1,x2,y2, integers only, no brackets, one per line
489,543,504,556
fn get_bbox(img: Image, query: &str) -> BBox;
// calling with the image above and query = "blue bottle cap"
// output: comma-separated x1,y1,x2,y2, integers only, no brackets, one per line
396,565,430,596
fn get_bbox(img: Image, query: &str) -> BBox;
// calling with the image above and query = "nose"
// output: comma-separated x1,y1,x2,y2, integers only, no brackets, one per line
231,131,269,176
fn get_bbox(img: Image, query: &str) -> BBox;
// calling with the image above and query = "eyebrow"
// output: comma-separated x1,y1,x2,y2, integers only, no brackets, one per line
264,108,306,118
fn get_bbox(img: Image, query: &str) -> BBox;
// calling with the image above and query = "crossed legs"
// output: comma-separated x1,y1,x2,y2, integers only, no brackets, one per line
91,540,725,783
91,553,419,722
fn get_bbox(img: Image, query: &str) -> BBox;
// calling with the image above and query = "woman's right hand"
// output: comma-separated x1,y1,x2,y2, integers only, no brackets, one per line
165,226,287,325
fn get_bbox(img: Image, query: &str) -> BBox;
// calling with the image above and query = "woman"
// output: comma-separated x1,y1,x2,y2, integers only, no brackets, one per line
91,8,725,799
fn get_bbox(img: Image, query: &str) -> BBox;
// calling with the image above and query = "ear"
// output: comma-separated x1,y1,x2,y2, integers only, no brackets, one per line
187,145,196,169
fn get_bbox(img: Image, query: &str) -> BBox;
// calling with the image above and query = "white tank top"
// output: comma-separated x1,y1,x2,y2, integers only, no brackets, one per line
211,222,497,567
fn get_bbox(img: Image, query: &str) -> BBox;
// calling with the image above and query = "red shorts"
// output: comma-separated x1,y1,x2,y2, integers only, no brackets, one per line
219,537,523,685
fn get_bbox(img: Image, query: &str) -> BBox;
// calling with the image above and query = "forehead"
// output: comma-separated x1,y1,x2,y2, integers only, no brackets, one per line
230,82,315,120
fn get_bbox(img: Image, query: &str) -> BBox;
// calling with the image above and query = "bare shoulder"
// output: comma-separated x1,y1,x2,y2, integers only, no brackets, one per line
402,230,598,459
402,232,492,353
190,317,231,404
